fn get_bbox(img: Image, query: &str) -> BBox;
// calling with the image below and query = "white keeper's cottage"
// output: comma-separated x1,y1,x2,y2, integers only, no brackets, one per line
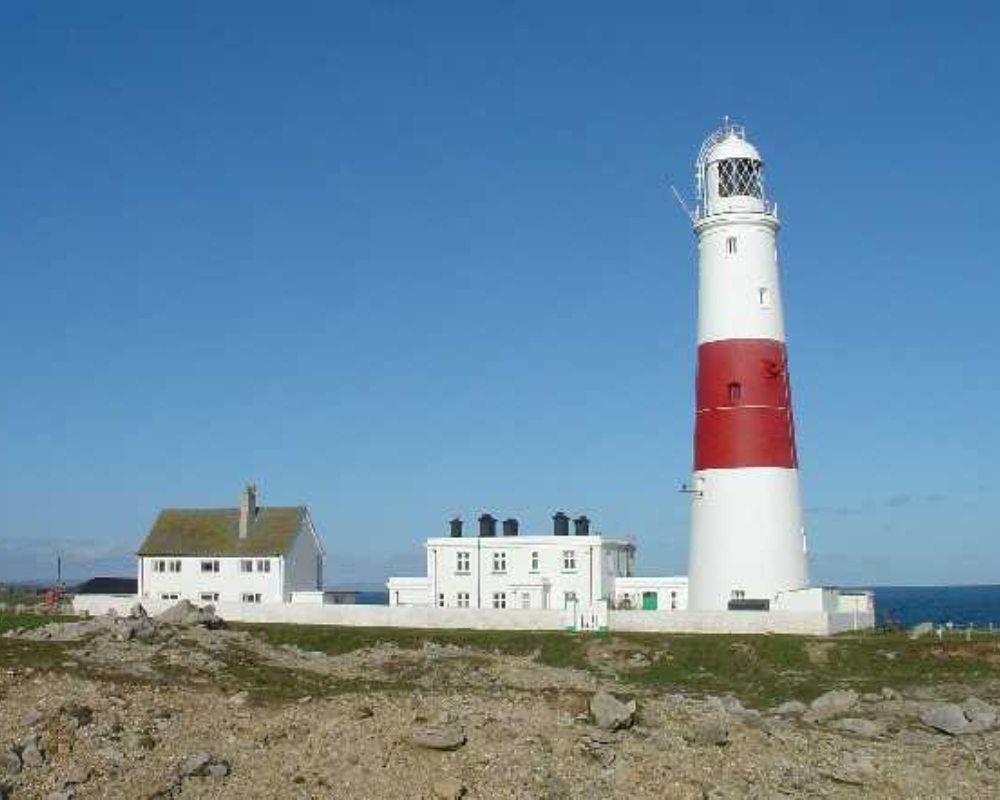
137,485,325,605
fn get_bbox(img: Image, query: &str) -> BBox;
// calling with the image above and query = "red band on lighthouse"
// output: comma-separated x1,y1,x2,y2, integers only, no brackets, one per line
694,338,797,470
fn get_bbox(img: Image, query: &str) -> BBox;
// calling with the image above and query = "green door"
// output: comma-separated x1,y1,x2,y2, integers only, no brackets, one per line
642,591,658,610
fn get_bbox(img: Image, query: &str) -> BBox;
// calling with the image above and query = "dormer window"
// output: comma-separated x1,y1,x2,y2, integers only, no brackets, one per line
718,158,763,199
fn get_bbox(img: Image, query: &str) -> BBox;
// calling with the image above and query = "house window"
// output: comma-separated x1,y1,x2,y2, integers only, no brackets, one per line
728,382,742,405
530,552,539,571
563,591,578,608
240,559,254,573
200,592,219,603
160,592,179,601
152,560,166,573
256,559,271,573
521,592,531,609
726,236,738,255
731,589,746,601
670,591,677,610
492,552,507,573
456,552,470,573
758,287,771,308
562,550,576,571
492,592,507,609
201,560,220,573
438,593,446,608
169,560,182,573
241,593,262,604
457,592,470,608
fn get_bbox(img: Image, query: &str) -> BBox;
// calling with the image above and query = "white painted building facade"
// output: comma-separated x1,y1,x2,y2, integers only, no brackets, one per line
137,485,325,605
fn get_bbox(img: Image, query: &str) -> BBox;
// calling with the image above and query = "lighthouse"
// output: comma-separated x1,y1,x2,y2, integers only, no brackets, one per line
685,121,809,611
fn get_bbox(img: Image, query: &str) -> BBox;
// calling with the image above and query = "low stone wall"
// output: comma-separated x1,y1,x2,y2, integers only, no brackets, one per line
610,609,876,636
73,595,875,635
73,595,567,631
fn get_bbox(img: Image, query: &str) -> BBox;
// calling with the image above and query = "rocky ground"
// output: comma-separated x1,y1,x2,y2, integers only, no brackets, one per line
1,606,999,798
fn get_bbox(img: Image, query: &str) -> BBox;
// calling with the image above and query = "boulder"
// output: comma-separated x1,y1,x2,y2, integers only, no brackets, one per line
157,600,223,629
589,691,636,731
803,690,858,723
411,728,467,751
770,700,807,717
63,765,91,788
909,621,934,639
433,777,467,799
21,736,45,768
61,703,94,729
961,697,997,729
830,752,876,786
830,718,881,738
920,703,971,735
175,752,230,779
684,716,731,747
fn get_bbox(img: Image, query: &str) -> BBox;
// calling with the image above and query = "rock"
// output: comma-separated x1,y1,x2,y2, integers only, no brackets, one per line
625,652,651,669
21,738,45,768
63,765,91,787
830,718,881,738
206,762,230,779
881,687,899,700
227,691,249,707
803,690,857,723
22,708,42,727
432,777,466,799
352,705,375,720
129,602,148,618
920,703,970,735
45,791,74,800
156,600,223,629
61,703,94,729
961,696,997,728
829,752,876,785
909,621,934,639
770,700,807,716
411,728,467,751
176,752,212,778
589,691,636,731
1,751,21,776
685,716,731,747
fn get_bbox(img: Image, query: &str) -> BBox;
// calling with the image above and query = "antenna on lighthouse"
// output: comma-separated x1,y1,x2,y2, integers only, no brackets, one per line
670,184,696,223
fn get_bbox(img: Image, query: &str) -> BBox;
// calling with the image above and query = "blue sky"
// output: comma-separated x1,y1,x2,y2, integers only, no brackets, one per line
1,3,997,586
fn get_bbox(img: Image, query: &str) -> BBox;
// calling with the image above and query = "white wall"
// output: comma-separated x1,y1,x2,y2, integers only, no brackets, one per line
611,609,875,636
612,577,689,611
140,556,282,604
409,536,632,611
387,578,431,607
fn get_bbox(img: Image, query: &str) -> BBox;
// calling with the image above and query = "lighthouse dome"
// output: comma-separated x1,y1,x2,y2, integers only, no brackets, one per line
696,121,769,217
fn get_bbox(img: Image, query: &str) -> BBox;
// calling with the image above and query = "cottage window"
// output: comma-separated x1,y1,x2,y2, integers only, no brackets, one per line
492,592,507,609
731,589,745,601
160,592,179,601
562,550,576,571
563,591,578,608
201,560,220,574
200,592,219,603
169,560,182,573
438,593,446,608
240,559,254,573
670,591,678,610
521,593,531,609
152,560,166,573
456,552,470,573
457,592,470,608
530,552,539,571
241,593,262,604
256,559,271,573
492,552,507,573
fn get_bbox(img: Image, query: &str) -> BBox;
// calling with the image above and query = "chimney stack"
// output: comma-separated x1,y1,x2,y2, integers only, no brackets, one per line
478,513,497,538
553,511,569,536
449,517,463,538
502,518,519,537
239,483,258,539
574,515,590,536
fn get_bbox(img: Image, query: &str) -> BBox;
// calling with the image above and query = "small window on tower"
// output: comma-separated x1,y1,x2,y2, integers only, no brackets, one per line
758,287,771,308
728,382,742,405
726,236,737,255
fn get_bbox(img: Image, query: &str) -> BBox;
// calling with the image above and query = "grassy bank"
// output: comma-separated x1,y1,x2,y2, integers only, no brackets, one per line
237,623,1000,706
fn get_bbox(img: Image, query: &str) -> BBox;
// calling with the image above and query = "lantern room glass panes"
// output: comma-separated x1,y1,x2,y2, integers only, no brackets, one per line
717,158,763,199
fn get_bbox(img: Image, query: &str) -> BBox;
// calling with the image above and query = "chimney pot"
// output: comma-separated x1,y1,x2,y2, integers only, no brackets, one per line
478,513,497,538
502,518,519,537
553,511,569,537
574,515,590,536
449,517,463,538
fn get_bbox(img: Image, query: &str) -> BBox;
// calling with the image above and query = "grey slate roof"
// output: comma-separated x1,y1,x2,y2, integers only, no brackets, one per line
137,507,305,557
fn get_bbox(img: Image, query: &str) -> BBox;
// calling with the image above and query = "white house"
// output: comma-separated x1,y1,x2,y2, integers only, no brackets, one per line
137,484,325,605
388,513,639,611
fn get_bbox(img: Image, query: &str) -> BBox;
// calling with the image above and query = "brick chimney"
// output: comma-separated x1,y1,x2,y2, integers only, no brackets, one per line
239,483,258,539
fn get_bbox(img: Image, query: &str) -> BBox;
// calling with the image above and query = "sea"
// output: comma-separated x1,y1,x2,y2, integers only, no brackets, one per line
355,586,1000,629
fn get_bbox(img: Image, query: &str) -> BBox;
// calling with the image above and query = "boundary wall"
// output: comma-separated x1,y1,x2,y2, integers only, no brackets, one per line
74,595,874,635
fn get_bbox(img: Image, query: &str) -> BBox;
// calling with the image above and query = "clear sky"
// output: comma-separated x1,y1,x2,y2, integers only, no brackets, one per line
1,3,997,586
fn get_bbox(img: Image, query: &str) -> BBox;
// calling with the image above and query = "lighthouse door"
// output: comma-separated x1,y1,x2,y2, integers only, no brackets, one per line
642,592,658,611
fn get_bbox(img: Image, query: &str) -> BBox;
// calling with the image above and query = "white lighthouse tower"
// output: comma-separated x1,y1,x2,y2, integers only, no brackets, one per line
685,120,809,611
